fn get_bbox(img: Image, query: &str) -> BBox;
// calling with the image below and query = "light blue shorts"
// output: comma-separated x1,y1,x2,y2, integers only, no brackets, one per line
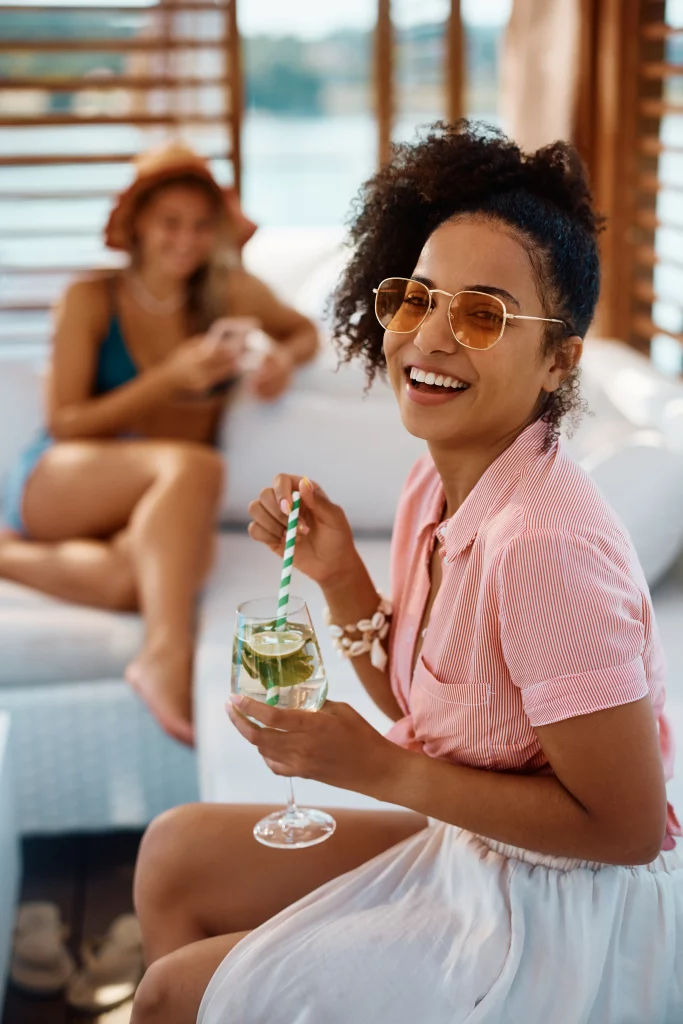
1,431,53,535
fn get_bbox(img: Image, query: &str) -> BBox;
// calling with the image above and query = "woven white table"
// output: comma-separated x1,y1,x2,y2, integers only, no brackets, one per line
0,712,20,1010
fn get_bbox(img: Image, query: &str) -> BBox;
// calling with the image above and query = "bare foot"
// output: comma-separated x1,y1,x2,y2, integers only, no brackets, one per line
125,642,195,746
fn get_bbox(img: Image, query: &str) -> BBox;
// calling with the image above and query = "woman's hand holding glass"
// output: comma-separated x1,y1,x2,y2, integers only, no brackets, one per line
247,475,359,587
228,694,405,799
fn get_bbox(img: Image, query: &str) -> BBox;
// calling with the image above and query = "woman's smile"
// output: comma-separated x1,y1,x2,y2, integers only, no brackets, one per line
404,363,472,405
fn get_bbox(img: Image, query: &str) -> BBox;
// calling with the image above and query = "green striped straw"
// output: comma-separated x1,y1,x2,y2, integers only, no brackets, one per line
267,491,301,706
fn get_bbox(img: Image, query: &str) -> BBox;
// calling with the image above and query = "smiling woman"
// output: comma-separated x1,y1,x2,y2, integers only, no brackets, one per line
334,120,600,446
130,122,683,1024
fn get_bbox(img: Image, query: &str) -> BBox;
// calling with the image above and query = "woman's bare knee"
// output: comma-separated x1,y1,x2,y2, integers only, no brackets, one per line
23,441,223,542
164,444,224,501
134,804,207,921
131,956,175,1024
131,936,242,1024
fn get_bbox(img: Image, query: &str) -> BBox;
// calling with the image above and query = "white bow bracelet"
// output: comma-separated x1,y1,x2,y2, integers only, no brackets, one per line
323,595,393,672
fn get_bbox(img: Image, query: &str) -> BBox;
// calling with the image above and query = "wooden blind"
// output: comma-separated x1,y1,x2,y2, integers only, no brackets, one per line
0,0,242,347
373,0,464,165
634,2,683,357
580,0,682,355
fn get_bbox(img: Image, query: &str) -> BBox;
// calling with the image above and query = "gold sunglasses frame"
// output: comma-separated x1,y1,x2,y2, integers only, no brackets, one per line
373,277,566,351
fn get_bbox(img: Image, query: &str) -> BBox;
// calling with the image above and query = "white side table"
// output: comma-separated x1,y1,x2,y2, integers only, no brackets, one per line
0,712,20,1010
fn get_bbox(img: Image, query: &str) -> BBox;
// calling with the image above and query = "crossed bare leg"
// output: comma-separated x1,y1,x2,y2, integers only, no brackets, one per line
0,440,223,746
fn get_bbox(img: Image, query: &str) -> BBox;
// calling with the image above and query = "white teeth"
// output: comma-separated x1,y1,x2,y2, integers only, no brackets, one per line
408,367,469,390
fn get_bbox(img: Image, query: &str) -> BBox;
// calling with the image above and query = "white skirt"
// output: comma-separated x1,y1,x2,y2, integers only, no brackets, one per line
198,822,683,1024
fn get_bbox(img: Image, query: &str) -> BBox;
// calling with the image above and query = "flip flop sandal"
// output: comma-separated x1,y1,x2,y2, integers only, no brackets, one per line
66,913,144,1014
10,901,76,996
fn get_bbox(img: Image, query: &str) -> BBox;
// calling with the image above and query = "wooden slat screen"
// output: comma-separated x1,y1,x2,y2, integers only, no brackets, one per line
375,0,393,167
581,0,683,355
631,2,683,355
0,0,242,346
373,0,464,164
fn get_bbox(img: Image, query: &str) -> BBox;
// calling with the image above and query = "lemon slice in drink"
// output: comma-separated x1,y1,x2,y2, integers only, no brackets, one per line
246,630,306,659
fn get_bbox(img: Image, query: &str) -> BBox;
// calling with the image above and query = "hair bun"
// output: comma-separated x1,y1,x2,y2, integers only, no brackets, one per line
524,141,604,236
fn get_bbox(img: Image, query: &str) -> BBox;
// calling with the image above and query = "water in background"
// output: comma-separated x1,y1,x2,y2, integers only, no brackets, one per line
0,112,438,338
0,111,500,247
1,112,681,351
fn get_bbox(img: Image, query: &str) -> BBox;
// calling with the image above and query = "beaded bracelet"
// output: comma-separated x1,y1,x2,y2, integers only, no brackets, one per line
323,595,393,672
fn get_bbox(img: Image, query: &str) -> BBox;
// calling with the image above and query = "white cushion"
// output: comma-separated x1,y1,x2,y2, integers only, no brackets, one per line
571,338,683,586
220,386,425,531
293,245,349,323
574,432,683,587
242,227,345,303
581,337,683,431
0,354,44,513
293,339,376,399
0,579,143,687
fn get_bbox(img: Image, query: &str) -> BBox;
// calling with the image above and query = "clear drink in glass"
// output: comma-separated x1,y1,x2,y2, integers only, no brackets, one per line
231,596,336,849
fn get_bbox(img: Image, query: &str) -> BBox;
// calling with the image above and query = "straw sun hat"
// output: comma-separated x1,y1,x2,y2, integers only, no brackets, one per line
104,141,257,251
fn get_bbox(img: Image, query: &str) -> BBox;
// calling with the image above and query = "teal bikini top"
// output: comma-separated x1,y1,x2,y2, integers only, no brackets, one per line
92,276,235,398
94,314,138,395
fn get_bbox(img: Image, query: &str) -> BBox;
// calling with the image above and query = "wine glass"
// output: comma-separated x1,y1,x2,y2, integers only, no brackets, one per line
231,596,337,849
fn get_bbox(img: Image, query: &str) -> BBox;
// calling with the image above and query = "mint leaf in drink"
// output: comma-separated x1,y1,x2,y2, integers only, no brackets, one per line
235,623,318,691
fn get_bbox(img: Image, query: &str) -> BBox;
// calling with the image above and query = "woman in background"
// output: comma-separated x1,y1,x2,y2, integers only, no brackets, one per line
0,143,318,745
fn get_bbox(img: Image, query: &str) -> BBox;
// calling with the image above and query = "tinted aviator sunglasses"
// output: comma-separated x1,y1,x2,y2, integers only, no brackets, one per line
373,277,566,351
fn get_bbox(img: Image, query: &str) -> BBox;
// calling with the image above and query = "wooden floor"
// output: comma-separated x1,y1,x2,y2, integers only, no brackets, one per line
2,832,143,1024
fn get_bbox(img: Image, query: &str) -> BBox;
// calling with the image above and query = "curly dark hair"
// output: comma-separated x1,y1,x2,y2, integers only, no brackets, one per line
331,120,603,442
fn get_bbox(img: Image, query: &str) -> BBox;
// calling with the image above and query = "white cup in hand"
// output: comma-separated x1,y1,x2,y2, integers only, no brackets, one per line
204,317,259,359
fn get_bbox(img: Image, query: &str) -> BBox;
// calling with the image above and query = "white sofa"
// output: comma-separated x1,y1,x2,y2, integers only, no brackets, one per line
0,228,683,836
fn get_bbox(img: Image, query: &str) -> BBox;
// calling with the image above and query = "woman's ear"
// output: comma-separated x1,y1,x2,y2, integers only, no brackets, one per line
542,335,583,393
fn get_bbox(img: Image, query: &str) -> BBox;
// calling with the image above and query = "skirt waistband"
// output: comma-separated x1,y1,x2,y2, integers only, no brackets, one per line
472,831,681,874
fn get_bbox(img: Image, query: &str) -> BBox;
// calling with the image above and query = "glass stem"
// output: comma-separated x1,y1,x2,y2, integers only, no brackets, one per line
285,777,298,816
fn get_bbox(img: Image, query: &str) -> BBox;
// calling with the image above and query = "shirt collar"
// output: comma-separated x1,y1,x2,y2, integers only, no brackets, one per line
435,419,551,559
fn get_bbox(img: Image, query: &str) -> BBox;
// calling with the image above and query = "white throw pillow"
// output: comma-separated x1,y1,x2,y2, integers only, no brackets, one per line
242,227,346,303
220,388,425,532
579,431,683,588
0,357,44,521
571,340,683,586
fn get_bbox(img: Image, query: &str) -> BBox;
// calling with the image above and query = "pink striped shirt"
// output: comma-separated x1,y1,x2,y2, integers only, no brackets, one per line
386,418,681,842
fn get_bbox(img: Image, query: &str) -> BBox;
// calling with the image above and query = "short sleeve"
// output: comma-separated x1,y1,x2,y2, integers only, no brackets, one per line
497,530,649,727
